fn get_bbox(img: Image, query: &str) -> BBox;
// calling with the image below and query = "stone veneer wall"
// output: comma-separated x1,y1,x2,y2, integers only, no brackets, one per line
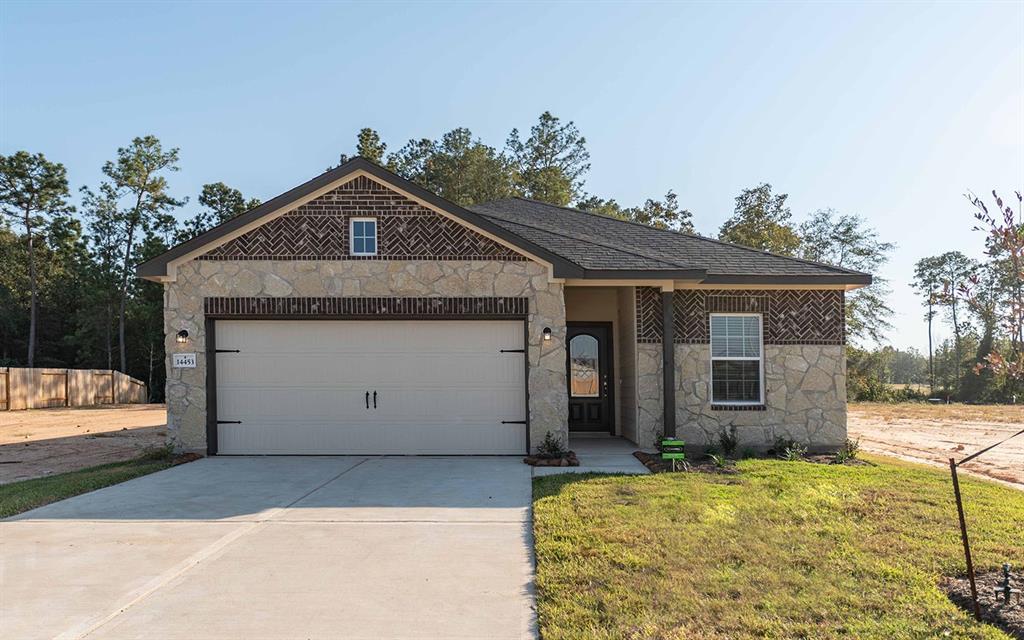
631,287,848,451
676,344,846,452
164,259,567,452
636,343,663,449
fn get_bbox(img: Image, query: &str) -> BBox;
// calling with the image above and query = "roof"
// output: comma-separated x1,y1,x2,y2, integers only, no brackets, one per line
138,158,871,286
470,198,872,286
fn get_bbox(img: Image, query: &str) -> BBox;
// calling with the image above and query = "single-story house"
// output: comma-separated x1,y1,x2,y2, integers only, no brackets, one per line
138,157,870,456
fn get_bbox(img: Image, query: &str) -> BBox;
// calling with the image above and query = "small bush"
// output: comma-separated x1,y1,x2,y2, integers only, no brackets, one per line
834,438,861,463
707,452,728,468
772,437,807,461
741,448,757,459
718,426,739,457
536,431,567,458
137,444,175,462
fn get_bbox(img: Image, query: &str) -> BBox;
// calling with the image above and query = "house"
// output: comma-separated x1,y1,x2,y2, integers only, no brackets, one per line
138,158,870,456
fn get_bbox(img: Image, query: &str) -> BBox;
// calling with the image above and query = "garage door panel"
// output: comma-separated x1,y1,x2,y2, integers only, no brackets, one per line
215,320,526,455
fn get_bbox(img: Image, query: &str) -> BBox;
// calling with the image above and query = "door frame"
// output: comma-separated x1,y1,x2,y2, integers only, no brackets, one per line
565,321,616,435
204,315,529,456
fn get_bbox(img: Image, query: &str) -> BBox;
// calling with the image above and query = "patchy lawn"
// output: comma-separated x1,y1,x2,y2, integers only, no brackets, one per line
849,403,1023,488
533,455,1024,639
0,450,173,518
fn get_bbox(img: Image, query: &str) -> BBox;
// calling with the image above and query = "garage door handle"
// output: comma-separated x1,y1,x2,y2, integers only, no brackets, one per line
365,391,369,409
373,390,377,409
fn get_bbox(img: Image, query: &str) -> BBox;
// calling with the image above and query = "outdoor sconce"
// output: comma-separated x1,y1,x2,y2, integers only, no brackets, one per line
176,330,190,344
542,327,552,341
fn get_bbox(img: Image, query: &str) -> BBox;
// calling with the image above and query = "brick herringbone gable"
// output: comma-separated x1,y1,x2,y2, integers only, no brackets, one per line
636,288,845,345
200,175,525,261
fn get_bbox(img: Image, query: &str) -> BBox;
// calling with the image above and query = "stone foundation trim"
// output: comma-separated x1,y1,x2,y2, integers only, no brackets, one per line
204,296,529,318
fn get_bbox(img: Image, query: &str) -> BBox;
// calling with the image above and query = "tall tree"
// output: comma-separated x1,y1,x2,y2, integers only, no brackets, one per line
718,183,801,256
506,112,590,206
799,209,895,345
337,127,388,166
88,136,184,372
0,152,73,366
912,251,978,393
176,182,260,242
577,191,695,232
965,189,1023,381
388,128,514,206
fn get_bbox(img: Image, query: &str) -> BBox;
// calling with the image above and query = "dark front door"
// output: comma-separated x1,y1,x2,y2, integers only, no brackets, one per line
567,324,614,432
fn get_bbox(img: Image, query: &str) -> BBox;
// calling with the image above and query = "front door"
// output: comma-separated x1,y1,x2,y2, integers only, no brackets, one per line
567,324,614,433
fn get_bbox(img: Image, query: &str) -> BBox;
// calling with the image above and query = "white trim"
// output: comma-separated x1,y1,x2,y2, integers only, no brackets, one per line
674,282,862,291
155,168,554,281
349,217,378,256
708,312,764,406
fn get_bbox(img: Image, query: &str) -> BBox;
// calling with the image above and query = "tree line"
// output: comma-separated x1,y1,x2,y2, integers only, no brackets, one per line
3,112,1013,404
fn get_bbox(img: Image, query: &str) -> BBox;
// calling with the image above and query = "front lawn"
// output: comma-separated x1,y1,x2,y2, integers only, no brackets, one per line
0,451,173,518
533,456,1024,639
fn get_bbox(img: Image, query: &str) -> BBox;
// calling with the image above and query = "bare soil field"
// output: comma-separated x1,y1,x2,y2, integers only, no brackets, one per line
849,403,1024,489
0,404,167,484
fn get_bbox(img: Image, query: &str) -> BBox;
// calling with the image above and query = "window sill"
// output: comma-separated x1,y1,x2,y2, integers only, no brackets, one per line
710,404,766,412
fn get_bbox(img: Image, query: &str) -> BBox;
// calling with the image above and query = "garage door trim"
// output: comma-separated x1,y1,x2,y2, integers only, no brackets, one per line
204,314,530,456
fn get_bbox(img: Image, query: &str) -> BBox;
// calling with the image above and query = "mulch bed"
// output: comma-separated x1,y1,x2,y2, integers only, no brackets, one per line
634,451,871,473
633,451,740,475
524,452,580,467
942,569,1023,639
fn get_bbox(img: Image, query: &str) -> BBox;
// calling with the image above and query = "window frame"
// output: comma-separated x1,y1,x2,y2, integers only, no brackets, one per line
708,312,765,406
349,217,378,256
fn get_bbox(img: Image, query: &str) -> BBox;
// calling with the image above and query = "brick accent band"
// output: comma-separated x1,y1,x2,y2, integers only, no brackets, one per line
204,296,529,318
636,287,845,345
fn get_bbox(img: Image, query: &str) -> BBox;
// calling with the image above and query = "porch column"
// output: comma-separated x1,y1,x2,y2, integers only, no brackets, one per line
661,289,676,437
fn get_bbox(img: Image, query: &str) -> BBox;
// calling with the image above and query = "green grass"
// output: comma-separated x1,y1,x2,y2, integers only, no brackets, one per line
0,451,173,518
533,455,1024,639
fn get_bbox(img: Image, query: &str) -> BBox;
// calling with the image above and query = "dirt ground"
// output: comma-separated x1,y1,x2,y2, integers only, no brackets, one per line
0,404,167,484
849,403,1024,489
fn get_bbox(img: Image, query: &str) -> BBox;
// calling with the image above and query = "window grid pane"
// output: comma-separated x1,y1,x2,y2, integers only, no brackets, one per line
351,219,377,255
710,314,762,403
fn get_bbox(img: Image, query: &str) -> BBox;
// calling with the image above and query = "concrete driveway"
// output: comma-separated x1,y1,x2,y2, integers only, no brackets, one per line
0,457,536,639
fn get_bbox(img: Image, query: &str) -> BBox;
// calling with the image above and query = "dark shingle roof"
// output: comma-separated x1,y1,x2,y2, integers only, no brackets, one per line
470,197,871,285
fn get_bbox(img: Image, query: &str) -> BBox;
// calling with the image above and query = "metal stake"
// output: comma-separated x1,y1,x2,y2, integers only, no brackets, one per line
949,458,982,621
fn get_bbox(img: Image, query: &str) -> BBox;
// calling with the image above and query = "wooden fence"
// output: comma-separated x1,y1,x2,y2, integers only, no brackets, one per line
0,368,147,411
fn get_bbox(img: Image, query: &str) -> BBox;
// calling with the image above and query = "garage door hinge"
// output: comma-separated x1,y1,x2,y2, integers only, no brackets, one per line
215,349,241,353
501,420,527,424
217,420,242,424
499,349,525,353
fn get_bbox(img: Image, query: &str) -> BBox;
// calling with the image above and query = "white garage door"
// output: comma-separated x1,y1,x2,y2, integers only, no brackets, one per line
214,320,527,455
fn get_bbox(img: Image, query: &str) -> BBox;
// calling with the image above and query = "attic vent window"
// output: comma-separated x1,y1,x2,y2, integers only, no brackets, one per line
350,218,377,256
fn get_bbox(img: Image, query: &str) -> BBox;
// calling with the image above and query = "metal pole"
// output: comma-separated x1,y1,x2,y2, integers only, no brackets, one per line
949,458,981,621
928,293,935,396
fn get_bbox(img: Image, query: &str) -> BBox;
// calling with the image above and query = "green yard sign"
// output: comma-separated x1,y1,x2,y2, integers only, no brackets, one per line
661,438,686,461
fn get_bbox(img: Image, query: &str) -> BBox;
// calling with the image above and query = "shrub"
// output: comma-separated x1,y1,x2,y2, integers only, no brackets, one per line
718,426,739,457
772,437,807,461
834,437,861,464
707,452,728,468
536,431,567,458
138,444,174,462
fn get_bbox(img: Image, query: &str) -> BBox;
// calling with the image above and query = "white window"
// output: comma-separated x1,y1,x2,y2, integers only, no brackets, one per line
349,218,377,256
709,313,763,405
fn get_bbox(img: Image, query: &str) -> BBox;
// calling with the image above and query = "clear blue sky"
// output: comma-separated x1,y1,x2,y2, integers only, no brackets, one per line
2,1,1021,352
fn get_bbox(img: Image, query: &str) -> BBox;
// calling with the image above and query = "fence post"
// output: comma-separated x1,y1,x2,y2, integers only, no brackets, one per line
949,458,982,621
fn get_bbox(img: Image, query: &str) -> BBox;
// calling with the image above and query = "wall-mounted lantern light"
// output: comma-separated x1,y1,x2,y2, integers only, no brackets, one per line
176,329,190,344
542,327,552,341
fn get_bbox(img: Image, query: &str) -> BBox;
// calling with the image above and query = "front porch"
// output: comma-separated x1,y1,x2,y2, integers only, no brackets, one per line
532,434,650,476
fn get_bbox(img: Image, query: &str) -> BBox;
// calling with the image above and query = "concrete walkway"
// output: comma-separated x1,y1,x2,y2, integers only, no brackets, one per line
1,457,536,639
532,436,650,476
